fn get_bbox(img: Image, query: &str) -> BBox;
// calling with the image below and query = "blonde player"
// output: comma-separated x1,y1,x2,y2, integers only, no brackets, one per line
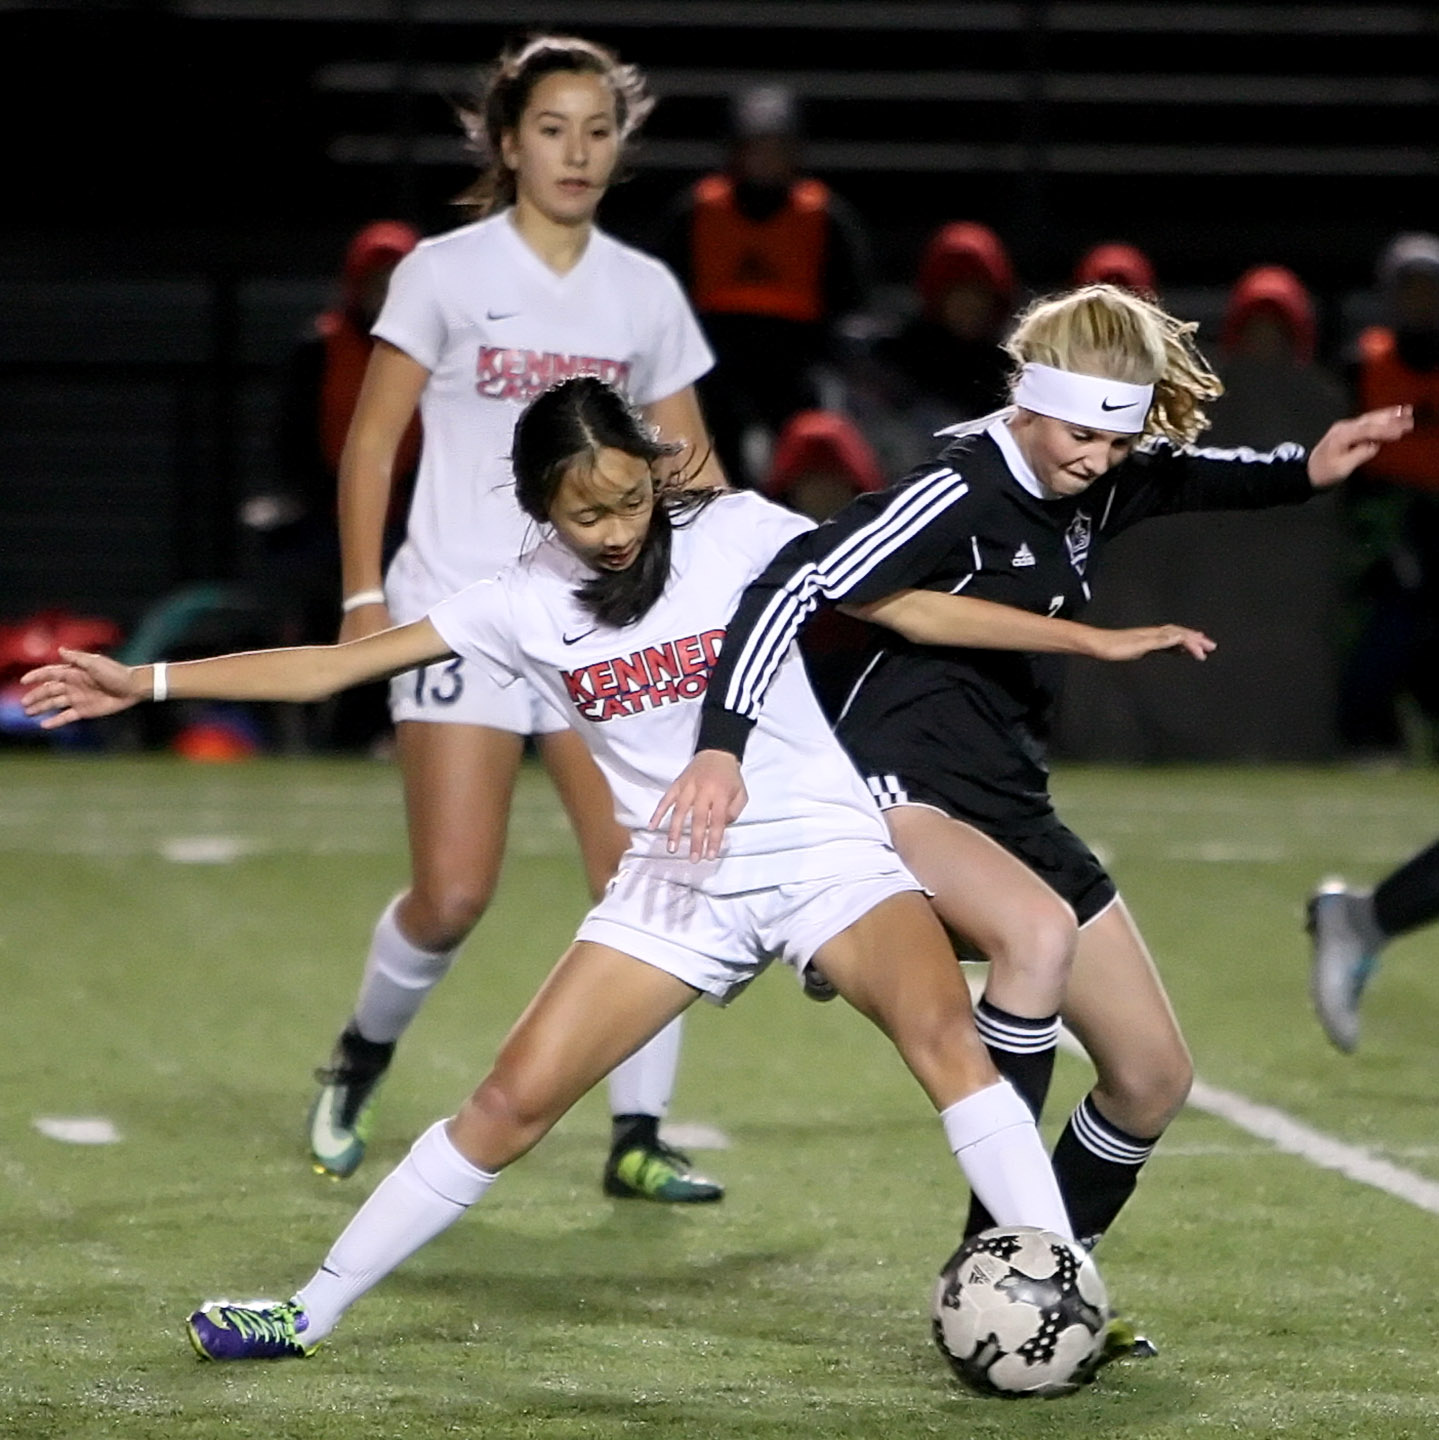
660,285,1414,1260
25,376,1212,1361
324,34,727,1198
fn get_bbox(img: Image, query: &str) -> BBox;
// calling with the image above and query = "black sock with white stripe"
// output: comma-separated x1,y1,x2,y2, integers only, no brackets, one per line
963,999,1061,1237
1051,1093,1159,1249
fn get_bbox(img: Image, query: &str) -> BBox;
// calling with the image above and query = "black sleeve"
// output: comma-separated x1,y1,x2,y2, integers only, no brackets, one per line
695,462,973,758
1103,438,1314,535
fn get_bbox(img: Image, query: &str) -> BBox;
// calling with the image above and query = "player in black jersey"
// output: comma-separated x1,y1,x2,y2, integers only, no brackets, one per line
657,283,1413,1253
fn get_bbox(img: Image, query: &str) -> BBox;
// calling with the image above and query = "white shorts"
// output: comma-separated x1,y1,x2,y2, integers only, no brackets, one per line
575,853,922,1005
388,657,570,734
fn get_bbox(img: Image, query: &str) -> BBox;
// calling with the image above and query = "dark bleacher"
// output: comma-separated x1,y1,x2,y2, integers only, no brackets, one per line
0,0,1434,625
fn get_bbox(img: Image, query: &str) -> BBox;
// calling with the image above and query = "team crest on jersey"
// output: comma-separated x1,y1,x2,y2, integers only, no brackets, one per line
1064,511,1093,575
476,347,633,403
1012,541,1036,568
562,629,726,721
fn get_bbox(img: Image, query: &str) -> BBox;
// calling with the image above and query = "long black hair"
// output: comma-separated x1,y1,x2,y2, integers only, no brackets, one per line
453,34,653,218
511,376,718,627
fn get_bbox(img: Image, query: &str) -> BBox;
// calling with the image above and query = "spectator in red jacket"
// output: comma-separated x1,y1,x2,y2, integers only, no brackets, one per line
1073,242,1157,298
868,221,1018,471
1208,264,1345,450
764,409,887,714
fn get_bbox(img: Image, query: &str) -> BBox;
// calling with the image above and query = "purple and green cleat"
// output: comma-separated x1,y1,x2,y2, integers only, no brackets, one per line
186,1299,316,1361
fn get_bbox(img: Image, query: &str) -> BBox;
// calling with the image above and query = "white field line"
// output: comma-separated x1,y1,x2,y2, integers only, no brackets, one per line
1055,1027,1439,1216
961,972,1439,1215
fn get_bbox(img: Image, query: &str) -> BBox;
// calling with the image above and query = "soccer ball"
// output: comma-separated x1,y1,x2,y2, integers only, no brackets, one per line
931,1226,1110,1397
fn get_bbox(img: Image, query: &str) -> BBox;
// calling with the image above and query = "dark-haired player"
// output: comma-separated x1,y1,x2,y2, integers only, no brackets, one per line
26,375,1158,1361
317,33,727,1200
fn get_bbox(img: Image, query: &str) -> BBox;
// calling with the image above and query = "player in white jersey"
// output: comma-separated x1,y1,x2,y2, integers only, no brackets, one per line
26,375,1204,1364
323,34,728,1199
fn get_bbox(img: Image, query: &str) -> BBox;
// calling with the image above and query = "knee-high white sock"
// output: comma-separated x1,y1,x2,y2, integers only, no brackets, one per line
352,897,457,1044
606,1016,683,1119
294,1120,496,1342
941,1081,1072,1241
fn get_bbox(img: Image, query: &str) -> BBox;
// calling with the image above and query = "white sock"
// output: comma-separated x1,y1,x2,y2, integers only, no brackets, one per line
941,1081,1073,1240
351,897,457,1044
606,1016,683,1119
294,1120,496,1342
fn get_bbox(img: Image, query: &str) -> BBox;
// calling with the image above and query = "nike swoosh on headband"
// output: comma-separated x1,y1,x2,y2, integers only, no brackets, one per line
1100,398,1137,411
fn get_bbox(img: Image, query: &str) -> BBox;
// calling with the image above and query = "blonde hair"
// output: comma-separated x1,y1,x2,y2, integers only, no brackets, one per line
1004,283,1223,445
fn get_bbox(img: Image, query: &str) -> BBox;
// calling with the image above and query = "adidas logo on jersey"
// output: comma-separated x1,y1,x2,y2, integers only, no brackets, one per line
1012,542,1036,568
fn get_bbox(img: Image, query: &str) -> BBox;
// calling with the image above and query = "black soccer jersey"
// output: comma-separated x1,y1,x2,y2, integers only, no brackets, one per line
696,418,1314,825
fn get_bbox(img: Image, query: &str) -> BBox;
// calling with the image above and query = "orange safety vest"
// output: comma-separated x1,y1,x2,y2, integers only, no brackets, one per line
1356,326,1439,493
689,174,830,325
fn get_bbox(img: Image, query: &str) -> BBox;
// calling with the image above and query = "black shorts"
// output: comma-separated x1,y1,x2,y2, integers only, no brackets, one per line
863,771,1117,927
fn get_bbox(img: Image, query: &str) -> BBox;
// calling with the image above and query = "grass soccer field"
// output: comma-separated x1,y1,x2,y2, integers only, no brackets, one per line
4,753,1439,1439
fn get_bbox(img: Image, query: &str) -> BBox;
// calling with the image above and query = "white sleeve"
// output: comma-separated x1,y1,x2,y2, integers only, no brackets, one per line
721,493,818,578
425,578,524,688
627,259,715,406
371,246,445,372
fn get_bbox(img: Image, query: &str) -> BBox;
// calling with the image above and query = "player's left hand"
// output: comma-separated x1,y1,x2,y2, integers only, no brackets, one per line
1307,404,1414,488
649,749,748,861
1088,624,1215,662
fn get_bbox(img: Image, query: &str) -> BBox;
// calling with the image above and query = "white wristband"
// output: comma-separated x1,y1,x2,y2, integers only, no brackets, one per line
342,589,386,614
151,661,168,703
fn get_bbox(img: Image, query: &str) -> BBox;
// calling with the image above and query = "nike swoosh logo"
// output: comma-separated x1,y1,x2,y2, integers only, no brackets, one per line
1100,398,1137,411
487,309,519,321
562,628,597,645
310,1105,359,1162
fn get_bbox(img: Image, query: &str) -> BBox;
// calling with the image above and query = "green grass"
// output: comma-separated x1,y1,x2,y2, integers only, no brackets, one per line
3,753,1438,1439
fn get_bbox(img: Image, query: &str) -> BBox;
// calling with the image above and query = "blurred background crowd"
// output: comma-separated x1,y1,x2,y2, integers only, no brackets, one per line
1,0,1436,765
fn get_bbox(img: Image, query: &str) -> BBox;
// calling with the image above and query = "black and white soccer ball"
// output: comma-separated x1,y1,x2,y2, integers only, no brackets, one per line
931,1226,1110,1397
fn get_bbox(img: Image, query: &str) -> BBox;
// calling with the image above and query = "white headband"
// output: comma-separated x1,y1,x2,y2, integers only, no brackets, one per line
1012,362,1153,434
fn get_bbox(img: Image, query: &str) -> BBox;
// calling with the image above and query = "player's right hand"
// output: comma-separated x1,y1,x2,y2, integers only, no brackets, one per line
338,601,394,644
21,648,141,727
650,750,748,861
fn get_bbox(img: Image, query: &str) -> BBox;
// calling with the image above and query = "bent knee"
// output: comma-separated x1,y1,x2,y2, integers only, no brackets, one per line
403,880,495,950
1096,1049,1193,1136
971,899,1078,1009
454,1072,561,1159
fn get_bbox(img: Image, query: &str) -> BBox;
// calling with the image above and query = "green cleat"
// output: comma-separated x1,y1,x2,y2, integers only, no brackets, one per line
603,1138,725,1203
307,1026,394,1179
1076,1316,1159,1384
186,1299,316,1361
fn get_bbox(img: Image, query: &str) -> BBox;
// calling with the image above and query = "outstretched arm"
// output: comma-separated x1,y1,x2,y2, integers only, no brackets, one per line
846,590,1215,661
22,620,452,729
651,591,1214,860
1111,404,1416,530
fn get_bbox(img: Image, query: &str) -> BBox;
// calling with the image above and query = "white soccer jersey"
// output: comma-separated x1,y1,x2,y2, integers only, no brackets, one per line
375,211,715,616
427,492,896,894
